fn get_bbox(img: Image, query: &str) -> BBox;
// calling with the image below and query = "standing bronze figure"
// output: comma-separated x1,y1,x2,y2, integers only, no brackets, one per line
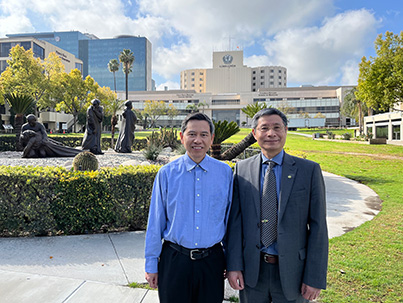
115,101,137,153
82,99,104,155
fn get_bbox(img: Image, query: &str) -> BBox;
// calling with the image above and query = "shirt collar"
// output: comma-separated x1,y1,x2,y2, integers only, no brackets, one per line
184,153,210,172
261,150,284,166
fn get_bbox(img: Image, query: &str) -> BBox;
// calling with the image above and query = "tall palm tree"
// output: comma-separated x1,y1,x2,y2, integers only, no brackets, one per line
220,103,268,161
4,92,35,150
107,59,119,93
119,49,135,100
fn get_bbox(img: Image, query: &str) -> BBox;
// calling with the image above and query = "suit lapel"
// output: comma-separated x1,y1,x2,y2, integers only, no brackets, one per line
279,153,297,223
249,154,262,220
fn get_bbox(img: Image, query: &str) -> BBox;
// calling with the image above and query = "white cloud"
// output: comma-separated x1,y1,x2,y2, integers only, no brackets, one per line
264,9,380,85
156,80,180,91
0,0,384,89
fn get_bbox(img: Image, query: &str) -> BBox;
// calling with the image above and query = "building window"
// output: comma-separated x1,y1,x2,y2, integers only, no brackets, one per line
33,42,45,60
253,71,256,74
261,70,264,73
261,76,264,79
261,82,264,85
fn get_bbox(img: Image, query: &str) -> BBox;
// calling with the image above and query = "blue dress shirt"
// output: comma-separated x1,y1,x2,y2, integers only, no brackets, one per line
260,150,284,255
145,153,233,273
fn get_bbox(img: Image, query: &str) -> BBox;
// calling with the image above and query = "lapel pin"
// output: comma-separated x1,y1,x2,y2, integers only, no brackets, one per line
288,175,292,179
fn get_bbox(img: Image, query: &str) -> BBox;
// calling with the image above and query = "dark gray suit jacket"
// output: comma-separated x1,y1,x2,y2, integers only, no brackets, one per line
226,152,328,301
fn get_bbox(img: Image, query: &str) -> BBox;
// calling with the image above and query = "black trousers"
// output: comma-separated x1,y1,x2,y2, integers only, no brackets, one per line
158,241,225,303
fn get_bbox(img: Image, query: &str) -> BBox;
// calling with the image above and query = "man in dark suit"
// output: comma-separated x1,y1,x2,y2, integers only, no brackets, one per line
226,108,328,303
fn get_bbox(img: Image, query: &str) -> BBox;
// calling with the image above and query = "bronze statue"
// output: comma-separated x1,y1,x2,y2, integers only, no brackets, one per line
20,114,81,158
115,101,137,153
82,99,104,155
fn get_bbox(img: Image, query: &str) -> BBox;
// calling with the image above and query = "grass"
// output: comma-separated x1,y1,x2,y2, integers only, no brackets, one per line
281,134,403,302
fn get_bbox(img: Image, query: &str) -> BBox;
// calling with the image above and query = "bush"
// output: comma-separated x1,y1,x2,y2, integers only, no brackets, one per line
342,133,352,140
142,144,162,161
0,135,148,152
0,165,160,236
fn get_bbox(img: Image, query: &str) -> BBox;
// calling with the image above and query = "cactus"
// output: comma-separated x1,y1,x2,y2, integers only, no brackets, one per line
72,151,99,171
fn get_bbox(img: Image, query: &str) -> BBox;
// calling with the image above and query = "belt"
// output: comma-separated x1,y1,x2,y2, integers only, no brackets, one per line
261,253,279,264
167,241,221,261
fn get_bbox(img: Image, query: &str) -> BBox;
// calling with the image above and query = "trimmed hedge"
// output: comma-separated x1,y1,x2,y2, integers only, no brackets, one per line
0,165,160,236
0,135,148,152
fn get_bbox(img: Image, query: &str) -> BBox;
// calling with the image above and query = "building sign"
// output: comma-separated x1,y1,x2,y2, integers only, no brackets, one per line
258,91,279,96
56,50,71,63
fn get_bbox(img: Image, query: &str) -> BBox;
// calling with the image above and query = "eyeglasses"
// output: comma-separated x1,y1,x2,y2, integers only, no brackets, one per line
256,125,285,133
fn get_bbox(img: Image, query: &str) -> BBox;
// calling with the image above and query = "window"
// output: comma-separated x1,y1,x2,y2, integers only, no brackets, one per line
261,70,264,73
261,76,264,79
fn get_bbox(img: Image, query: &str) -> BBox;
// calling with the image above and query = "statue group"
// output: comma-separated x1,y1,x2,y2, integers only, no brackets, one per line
20,115,81,158
19,99,137,158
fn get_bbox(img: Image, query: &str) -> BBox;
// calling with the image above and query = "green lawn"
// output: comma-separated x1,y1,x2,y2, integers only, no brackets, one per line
283,134,403,302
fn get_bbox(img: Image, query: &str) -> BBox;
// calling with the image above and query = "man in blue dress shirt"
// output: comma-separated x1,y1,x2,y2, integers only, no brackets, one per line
145,112,233,303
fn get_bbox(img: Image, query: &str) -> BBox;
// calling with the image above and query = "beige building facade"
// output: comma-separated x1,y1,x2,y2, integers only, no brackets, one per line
118,85,355,129
180,50,287,94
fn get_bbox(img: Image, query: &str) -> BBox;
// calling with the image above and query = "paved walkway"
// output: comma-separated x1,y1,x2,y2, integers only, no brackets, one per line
0,172,381,303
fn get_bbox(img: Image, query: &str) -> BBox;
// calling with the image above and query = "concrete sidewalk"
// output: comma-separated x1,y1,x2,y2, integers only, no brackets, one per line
0,172,381,303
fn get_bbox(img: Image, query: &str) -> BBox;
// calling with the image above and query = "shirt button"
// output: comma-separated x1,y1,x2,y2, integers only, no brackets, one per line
197,194,200,197
197,178,200,181
197,210,200,213
196,226,199,229
195,243,198,246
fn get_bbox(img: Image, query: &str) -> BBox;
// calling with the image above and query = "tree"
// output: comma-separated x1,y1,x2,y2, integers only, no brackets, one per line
108,59,119,93
210,120,240,159
220,102,268,161
55,70,99,132
4,92,35,149
143,100,168,127
356,31,403,112
135,110,149,129
100,86,122,146
186,103,199,113
0,45,45,115
119,49,135,100
341,88,368,135
167,104,179,126
277,100,295,116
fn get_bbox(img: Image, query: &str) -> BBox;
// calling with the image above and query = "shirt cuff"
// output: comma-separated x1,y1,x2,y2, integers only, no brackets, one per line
145,258,158,274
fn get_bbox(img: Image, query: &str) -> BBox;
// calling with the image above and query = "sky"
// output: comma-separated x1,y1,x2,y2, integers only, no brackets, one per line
1,0,402,91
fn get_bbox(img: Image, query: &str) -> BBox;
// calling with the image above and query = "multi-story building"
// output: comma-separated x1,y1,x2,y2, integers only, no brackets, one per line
251,66,287,91
6,31,153,92
0,36,83,74
118,85,355,128
0,36,83,130
180,50,287,93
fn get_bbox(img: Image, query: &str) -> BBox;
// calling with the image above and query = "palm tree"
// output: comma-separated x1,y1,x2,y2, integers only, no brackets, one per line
220,103,268,161
210,120,240,159
107,59,119,93
341,87,368,136
119,49,135,100
4,92,35,150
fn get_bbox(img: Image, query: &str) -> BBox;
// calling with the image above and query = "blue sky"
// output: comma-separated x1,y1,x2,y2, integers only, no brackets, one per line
1,0,402,90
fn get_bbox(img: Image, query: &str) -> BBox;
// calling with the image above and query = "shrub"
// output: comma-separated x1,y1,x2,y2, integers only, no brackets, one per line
142,144,162,161
0,165,160,236
342,133,352,140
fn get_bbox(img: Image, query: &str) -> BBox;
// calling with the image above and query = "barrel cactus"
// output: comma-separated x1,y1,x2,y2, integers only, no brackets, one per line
72,151,99,171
